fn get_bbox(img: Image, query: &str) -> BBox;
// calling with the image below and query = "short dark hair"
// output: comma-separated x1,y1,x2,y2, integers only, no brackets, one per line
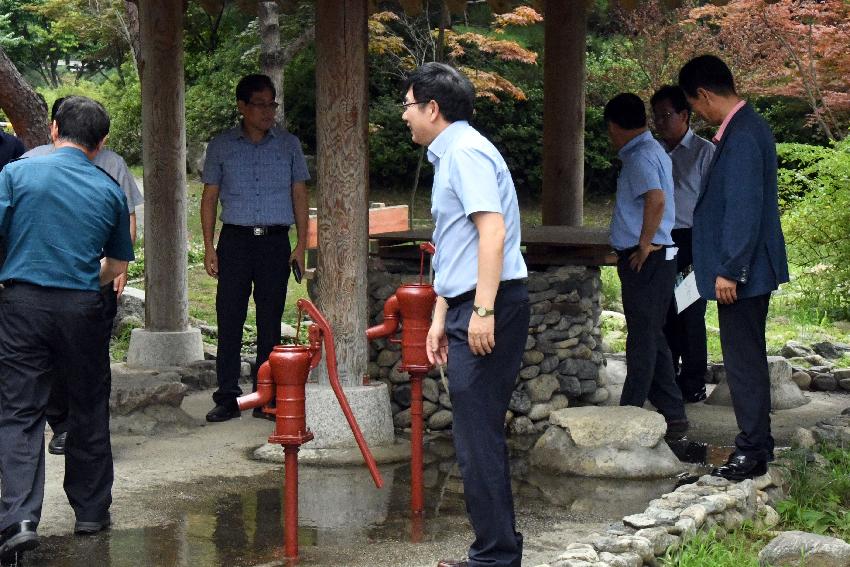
402,62,475,123
650,85,691,119
236,74,276,103
678,55,736,98
54,96,110,151
603,93,646,130
51,96,69,121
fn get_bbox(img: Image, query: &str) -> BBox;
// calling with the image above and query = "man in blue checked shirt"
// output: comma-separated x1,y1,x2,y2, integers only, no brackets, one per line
201,74,310,423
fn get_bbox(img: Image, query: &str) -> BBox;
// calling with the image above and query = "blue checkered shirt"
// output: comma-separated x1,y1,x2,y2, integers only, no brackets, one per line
202,125,310,226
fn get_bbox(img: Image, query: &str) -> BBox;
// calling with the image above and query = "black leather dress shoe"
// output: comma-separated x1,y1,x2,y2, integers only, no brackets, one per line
74,513,111,535
48,431,67,455
252,408,275,421
0,521,39,562
683,388,708,404
205,403,241,423
711,454,767,481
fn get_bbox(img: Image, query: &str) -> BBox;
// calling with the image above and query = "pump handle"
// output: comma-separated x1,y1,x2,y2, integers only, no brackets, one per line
296,299,384,489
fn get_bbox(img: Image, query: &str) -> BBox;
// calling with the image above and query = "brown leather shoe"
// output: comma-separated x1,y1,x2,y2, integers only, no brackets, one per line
437,561,468,567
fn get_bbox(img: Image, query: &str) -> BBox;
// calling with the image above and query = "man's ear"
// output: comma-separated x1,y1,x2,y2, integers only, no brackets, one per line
427,99,440,123
96,137,107,154
696,87,711,103
50,120,59,143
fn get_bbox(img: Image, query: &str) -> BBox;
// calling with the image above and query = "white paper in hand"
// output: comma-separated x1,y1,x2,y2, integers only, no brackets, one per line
674,272,700,314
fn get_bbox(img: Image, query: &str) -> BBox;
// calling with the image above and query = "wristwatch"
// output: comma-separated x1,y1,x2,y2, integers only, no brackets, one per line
473,305,494,317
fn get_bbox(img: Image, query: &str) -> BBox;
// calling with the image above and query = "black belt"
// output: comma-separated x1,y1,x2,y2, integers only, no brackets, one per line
223,224,289,236
445,278,526,309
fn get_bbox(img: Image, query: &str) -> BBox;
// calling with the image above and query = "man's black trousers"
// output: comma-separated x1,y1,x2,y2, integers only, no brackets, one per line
46,285,118,436
213,225,291,406
617,249,686,422
663,228,708,398
718,293,774,461
0,283,114,531
446,283,529,567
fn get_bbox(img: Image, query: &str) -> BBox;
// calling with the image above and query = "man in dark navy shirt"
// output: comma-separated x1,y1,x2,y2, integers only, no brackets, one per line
0,96,134,563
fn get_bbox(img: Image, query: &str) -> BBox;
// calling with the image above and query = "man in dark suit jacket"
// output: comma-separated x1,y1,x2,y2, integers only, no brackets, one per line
679,55,789,481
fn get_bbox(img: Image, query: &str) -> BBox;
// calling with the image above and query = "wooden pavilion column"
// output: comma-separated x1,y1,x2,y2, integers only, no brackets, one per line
314,0,370,386
139,0,188,331
541,0,587,227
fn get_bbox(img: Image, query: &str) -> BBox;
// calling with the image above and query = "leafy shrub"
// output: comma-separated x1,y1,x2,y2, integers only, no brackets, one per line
99,64,142,164
782,138,850,317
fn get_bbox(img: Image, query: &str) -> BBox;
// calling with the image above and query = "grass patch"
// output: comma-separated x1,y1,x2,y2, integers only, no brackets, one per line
661,526,769,567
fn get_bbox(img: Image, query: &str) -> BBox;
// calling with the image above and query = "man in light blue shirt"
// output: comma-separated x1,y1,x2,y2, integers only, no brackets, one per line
651,85,715,403
201,74,310,423
403,63,528,567
606,93,688,440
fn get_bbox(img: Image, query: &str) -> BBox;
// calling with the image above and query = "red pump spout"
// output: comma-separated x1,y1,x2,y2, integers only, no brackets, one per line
365,294,400,341
236,361,274,411
296,299,384,489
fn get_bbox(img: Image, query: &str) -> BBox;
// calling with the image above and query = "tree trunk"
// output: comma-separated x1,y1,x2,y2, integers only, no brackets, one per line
258,2,284,124
139,0,189,332
314,0,369,387
541,0,587,227
0,47,49,149
123,0,143,75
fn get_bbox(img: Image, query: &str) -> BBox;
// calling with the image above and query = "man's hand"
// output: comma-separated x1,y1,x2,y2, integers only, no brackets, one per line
290,243,306,274
426,320,448,366
204,246,218,278
715,275,737,304
113,272,127,298
468,312,495,356
629,243,662,272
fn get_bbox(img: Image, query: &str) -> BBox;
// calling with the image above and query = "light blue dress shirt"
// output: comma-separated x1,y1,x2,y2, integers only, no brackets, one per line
428,121,527,298
202,125,309,226
609,130,675,250
665,129,715,229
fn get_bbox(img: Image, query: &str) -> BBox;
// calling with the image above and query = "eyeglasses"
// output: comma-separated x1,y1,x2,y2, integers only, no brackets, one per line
652,111,680,123
400,100,427,109
247,101,280,110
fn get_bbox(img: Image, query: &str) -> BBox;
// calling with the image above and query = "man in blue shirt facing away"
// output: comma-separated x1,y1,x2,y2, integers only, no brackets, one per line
0,96,134,563
651,85,715,404
606,92,689,440
403,62,528,567
201,74,310,422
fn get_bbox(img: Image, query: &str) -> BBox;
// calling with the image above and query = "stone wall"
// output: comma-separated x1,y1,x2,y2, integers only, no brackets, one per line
366,258,608,434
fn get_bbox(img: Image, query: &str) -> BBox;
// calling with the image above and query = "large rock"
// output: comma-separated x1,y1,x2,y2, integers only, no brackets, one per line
530,406,683,479
812,341,850,360
781,340,814,359
706,356,809,410
759,531,850,567
526,373,560,402
110,369,189,415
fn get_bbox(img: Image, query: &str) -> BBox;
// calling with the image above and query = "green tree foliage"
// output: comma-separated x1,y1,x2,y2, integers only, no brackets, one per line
781,138,850,317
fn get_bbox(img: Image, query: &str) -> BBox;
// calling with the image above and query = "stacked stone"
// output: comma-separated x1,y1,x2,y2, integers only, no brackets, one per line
533,471,786,567
703,339,850,393
367,259,607,435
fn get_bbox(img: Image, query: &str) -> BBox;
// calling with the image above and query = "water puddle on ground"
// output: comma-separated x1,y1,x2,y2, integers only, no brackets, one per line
20,438,722,567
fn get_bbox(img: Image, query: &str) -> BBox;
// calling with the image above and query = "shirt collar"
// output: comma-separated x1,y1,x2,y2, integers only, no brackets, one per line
713,100,746,143
617,129,652,158
427,120,469,164
235,123,278,141
667,128,695,153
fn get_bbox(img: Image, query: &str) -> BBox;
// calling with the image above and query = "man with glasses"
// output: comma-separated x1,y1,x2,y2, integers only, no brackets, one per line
201,73,309,422
403,62,529,567
650,85,715,403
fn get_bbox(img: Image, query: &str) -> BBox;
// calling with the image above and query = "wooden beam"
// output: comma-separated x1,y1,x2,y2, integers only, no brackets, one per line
139,0,189,331
314,0,370,387
541,0,587,227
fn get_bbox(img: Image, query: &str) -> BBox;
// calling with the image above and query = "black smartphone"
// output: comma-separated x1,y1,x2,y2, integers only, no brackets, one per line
291,259,302,284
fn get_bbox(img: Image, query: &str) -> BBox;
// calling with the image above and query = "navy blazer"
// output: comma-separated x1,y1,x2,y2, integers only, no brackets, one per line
692,104,789,300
